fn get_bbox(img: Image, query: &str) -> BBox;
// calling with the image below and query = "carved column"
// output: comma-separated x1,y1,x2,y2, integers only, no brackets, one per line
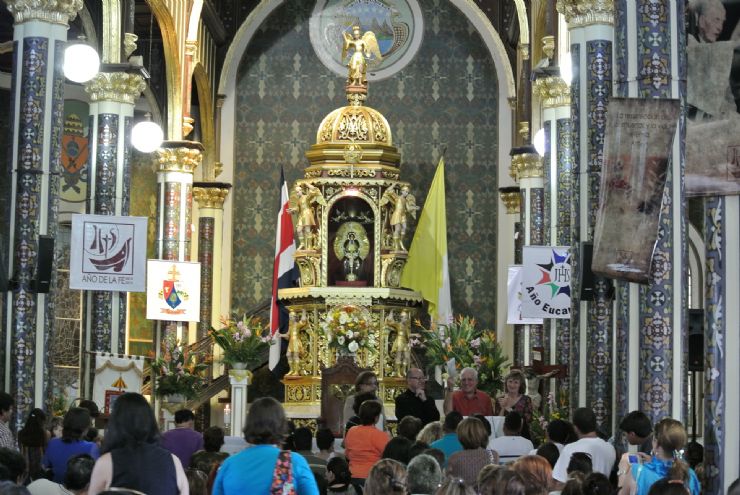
228,369,250,437
3,0,83,426
558,0,614,433
83,70,146,361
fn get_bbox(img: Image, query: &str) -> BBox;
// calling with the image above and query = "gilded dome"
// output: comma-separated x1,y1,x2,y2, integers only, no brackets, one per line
316,104,392,147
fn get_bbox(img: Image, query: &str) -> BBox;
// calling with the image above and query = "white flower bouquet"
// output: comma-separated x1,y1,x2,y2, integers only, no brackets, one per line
321,305,371,356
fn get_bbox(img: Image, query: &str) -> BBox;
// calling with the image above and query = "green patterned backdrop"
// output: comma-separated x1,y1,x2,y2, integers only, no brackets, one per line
231,0,500,328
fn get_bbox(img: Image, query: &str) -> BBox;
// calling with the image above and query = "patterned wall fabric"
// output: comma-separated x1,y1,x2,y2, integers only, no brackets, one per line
231,0,500,328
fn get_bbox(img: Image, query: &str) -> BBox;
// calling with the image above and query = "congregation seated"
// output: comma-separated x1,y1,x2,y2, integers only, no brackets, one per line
552,408,616,484
429,412,463,467
490,411,534,464
160,409,203,470
325,456,357,495
416,421,444,445
536,442,561,469
397,416,423,442
344,400,389,488
316,428,337,461
394,368,440,426
381,436,412,465
342,371,384,433
406,453,442,495
446,416,499,488
293,426,328,491
510,455,553,494
189,426,229,478
363,458,406,495
28,453,94,495
344,391,378,435
43,408,99,484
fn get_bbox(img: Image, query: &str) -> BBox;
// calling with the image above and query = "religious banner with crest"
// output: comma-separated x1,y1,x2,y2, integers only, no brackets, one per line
69,214,148,291
521,246,571,319
146,260,201,322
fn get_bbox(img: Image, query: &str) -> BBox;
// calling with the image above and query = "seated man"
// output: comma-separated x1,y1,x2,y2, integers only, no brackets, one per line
160,409,203,469
429,411,464,467
490,412,534,464
394,368,440,426
443,367,494,416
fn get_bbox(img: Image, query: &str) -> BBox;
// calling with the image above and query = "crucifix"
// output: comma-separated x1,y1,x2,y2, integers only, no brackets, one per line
167,264,180,282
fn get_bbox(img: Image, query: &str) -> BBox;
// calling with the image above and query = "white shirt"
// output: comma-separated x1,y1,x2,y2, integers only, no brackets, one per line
552,436,616,482
27,479,67,495
490,435,534,464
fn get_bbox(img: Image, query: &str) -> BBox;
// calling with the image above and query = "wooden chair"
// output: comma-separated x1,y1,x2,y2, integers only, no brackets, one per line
320,356,370,437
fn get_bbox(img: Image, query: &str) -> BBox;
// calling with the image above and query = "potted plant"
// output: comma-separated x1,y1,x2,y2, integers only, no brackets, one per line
152,334,209,402
210,315,271,369
320,304,374,358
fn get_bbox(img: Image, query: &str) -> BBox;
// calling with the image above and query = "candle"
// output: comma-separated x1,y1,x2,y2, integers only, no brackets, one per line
224,404,231,426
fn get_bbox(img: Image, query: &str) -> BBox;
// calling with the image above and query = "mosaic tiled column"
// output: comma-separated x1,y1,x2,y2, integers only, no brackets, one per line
2,0,82,426
511,149,544,367
153,141,202,349
558,0,614,432
533,74,573,402
612,1,688,438
703,197,740,492
193,183,231,340
83,70,145,359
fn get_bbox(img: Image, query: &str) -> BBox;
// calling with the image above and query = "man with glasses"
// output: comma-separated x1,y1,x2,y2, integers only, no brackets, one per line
394,368,440,425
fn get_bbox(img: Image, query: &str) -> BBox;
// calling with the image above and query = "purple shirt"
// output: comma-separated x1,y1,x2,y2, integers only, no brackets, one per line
160,427,203,469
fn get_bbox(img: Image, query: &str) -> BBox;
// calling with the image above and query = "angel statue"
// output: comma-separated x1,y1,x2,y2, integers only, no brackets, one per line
342,25,383,88
386,310,411,377
288,183,326,251
380,185,419,251
282,310,308,376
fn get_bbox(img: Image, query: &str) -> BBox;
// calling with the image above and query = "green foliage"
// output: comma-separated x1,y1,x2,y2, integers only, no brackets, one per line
211,315,271,367
152,334,209,400
530,388,570,446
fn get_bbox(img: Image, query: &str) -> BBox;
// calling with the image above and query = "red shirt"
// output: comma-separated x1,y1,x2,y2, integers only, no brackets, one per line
452,389,494,416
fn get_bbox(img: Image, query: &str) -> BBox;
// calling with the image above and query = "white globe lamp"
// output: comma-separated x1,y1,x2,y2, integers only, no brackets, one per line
131,113,164,153
63,36,100,83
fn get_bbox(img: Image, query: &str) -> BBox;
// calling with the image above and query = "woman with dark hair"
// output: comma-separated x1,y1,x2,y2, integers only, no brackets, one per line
342,371,384,432
344,400,389,487
381,436,412,465
616,419,699,495
212,397,318,494
344,391,378,434
87,393,187,494
494,370,533,439
43,407,99,483
325,457,356,494
646,479,690,495
190,426,229,475
18,408,48,481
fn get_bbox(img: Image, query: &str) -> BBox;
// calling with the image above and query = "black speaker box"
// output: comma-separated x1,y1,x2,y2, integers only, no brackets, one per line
579,241,614,300
688,309,704,372
31,235,54,293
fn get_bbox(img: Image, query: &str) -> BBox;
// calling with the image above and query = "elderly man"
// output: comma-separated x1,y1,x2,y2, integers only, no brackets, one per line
443,367,494,416
394,368,440,426
690,0,726,43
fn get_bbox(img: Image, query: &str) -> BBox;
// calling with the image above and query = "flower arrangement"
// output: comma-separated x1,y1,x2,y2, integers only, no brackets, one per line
412,315,509,396
210,315,272,368
152,334,209,400
321,305,372,356
531,388,570,446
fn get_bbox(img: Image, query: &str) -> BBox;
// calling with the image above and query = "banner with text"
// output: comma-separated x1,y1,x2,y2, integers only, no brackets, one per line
507,265,544,325
146,260,201,322
69,214,148,292
521,246,571,319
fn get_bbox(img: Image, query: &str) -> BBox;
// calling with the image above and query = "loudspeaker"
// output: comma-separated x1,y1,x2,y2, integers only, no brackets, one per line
31,235,54,293
580,242,595,301
688,309,704,372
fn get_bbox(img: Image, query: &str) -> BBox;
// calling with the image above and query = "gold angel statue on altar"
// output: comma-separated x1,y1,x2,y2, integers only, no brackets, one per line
342,25,383,87
289,183,326,251
386,310,411,377
380,185,419,251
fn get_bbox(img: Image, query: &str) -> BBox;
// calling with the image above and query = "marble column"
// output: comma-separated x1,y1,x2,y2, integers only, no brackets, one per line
2,0,83,425
558,0,614,432
228,369,250,437
499,188,521,367
83,70,146,358
611,1,688,439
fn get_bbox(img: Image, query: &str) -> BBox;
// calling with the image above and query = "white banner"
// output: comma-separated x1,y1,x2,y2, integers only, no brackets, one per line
521,246,572,319
92,353,145,414
146,260,201,322
506,265,543,325
69,214,148,292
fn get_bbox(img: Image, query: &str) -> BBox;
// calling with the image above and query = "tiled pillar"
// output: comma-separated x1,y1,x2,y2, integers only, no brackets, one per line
558,0,614,433
2,0,83,426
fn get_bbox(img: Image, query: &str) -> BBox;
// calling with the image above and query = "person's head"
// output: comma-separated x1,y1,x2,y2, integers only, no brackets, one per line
479,469,526,495
693,0,726,42
406,368,427,393
511,455,553,495
504,411,524,435
62,408,91,442
243,397,287,445
326,456,352,487
443,411,463,434
423,448,445,468
561,474,585,495
0,482,30,495
473,414,492,437
547,419,576,444
619,411,652,444
352,391,377,415
505,370,527,395
292,427,312,451
406,454,441,494
417,421,444,444
457,417,489,449
653,418,690,481
0,392,14,423
63,454,95,493
316,428,334,452
408,440,429,460
477,464,504,491
18,408,47,447
685,441,703,469
398,415,423,441
355,371,379,393
435,477,475,495
359,399,382,426
572,408,597,436
186,467,208,495
48,416,63,439
203,426,225,453
0,447,26,484
102,393,160,452
536,442,560,469
459,367,479,394
382,436,412,465
581,472,612,495
364,458,407,495
84,427,100,444
77,400,100,421
567,452,593,476
174,409,195,427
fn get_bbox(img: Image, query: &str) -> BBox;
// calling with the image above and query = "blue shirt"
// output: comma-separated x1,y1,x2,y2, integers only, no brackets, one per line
43,438,99,483
631,457,701,495
213,444,319,495
430,433,463,467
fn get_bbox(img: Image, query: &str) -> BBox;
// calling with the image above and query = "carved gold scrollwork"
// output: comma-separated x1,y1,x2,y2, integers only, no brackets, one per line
305,169,322,179
370,112,388,142
338,112,369,141
296,254,321,287
382,171,400,180
320,119,334,142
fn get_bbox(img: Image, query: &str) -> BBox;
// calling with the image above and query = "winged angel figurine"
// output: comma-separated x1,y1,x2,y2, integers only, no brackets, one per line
380,185,419,251
288,183,327,251
342,25,383,87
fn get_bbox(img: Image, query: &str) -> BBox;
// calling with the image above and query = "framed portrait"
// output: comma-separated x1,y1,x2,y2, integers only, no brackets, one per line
104,390,124,415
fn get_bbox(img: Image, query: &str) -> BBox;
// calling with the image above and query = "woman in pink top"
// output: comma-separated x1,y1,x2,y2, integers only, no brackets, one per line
344,399,389,488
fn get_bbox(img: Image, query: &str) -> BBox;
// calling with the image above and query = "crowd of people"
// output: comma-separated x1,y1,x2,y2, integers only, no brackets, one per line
0,368,738,494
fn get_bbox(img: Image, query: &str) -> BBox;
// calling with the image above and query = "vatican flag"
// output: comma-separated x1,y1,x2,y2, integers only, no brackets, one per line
401,157,453,324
